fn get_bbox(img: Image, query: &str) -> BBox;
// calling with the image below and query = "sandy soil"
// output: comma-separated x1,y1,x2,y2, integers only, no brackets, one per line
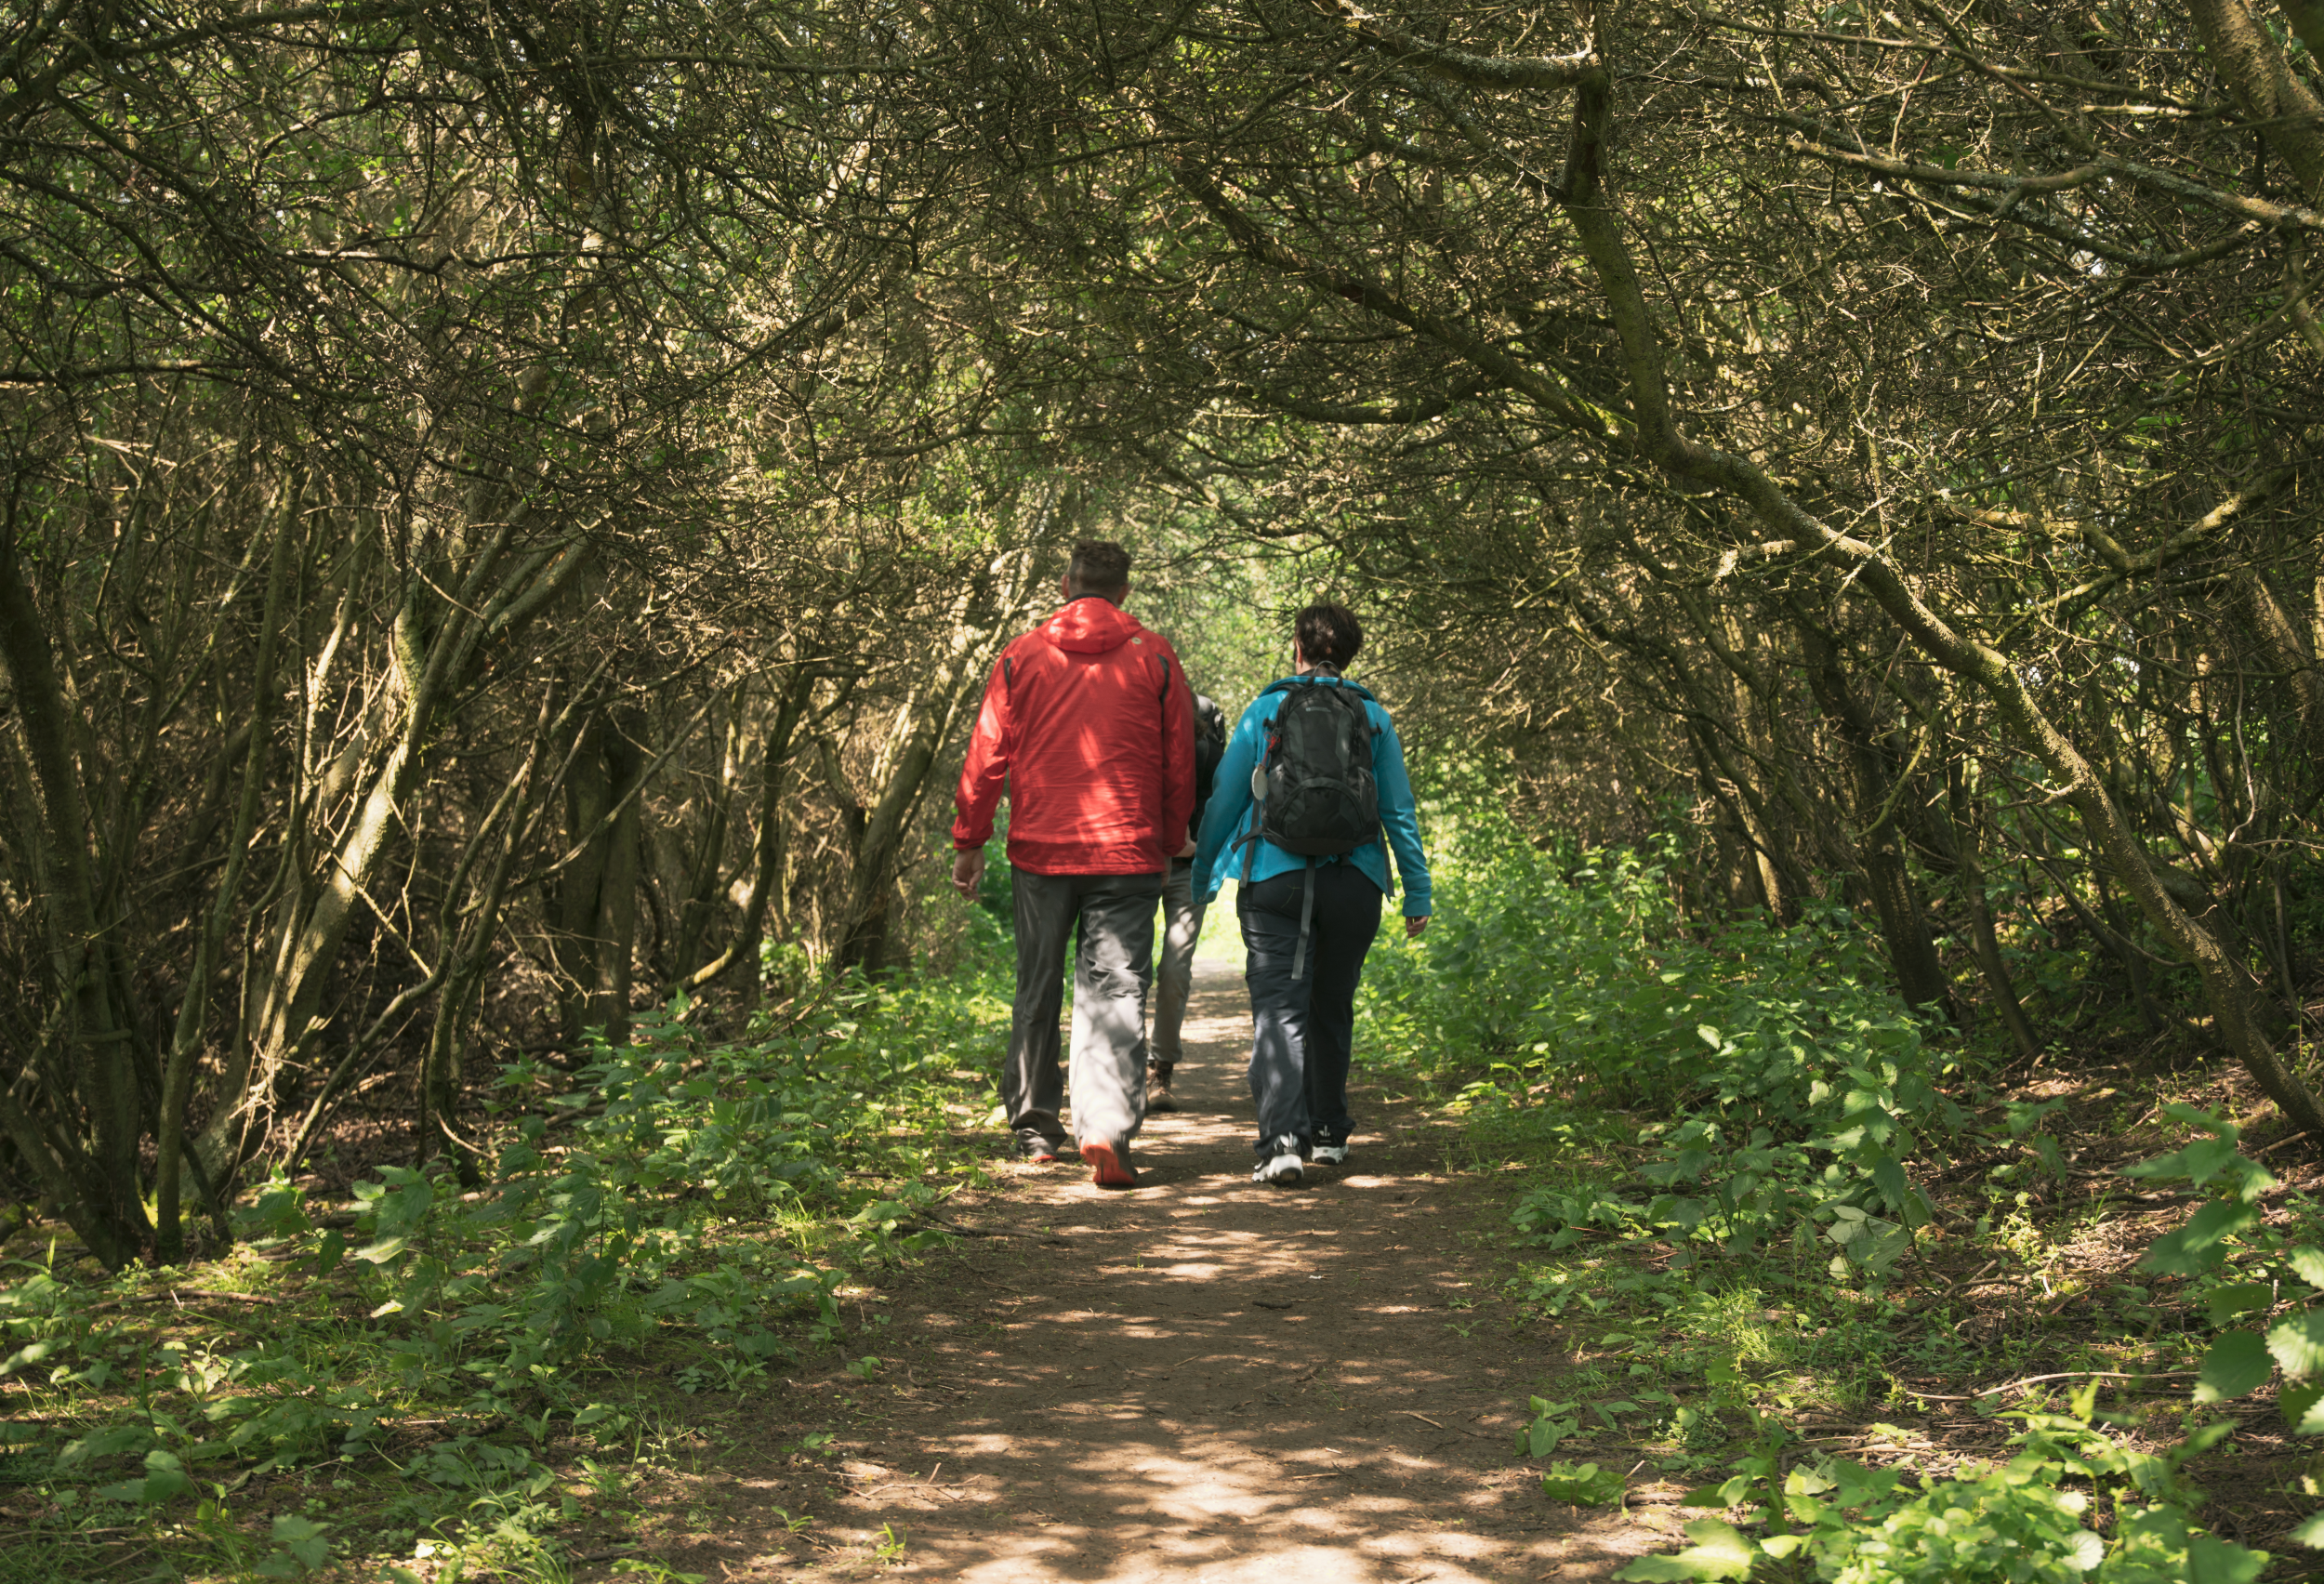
613,959,1691,1582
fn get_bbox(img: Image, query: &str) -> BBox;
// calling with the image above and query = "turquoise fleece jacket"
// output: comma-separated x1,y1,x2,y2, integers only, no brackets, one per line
1192,675,1433,917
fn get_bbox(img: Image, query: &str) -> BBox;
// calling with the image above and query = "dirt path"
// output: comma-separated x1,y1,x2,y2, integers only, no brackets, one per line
627,961,1686,1581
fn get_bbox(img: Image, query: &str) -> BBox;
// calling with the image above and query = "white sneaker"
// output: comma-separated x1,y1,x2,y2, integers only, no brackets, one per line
1253,1136,1305,1186
1311,1142,1352,1166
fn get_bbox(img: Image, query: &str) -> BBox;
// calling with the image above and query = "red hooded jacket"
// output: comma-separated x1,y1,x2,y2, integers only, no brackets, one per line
952,598,1195,875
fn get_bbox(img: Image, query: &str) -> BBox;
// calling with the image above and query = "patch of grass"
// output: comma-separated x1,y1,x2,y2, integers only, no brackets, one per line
0,951,1015,1581
1362,803,2319,1576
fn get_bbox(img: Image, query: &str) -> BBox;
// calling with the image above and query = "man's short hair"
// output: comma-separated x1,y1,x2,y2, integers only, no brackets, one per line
1067,540,1131,595
1295,601,1363,670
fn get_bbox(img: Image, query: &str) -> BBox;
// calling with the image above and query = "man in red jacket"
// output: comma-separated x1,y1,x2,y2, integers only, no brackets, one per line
952,541,1195,1189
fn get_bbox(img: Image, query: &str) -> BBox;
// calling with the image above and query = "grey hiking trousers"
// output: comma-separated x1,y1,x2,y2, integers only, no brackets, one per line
1006,867,1165,1150
1139,857,1206,1074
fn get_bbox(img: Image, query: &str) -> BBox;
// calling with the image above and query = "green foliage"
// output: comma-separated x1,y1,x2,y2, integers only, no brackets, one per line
1617,1517,1755,1580
1391,801,2300,1582
1514,1396,1581,1458
1538,1459,1626,1505
1364,800,1954,1264
0,955,1009,1573
1626,1385,2268,1582
2108,1103,2324,1549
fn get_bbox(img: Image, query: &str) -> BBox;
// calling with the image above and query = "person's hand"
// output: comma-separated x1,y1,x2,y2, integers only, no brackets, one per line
953,849,986,900
1405,914,1430,939
1175,836,1198,859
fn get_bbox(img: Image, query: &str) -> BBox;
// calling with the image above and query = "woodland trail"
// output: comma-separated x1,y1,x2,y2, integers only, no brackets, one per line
606,959,1694,1582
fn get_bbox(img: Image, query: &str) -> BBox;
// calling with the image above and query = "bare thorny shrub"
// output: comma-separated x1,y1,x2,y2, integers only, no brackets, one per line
909,0,2324,1106
5,0,2324,1271
0,3,1139,1265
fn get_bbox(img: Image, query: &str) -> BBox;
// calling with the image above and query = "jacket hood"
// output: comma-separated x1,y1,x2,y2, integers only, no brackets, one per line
1040,597,1147,655
1261,674,1378,702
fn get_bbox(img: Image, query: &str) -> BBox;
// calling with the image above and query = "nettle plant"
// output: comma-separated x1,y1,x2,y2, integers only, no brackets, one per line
1610,1102,2323,1583
0,979,986,1522
1613,1377,2272,1584
2124,1103,2324,1540
1392,812,1963,1274
1506,989,1954,1279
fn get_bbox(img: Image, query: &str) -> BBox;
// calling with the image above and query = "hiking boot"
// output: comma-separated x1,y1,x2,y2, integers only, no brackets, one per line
1015,1131,1063,1164
1082,1139,1138,1189
1311,1138,1353,1167
1252,1135,1305,1187
1146,1062,1181,1115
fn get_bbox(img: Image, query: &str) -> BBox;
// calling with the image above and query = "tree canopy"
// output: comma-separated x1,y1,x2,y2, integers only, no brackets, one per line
1,0,2321,1282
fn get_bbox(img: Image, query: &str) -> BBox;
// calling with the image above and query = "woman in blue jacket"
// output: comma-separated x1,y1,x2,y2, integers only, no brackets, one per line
1193,602,1432,1186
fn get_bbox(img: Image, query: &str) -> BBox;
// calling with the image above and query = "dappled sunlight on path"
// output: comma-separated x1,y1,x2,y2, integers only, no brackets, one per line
637,960,1682,1582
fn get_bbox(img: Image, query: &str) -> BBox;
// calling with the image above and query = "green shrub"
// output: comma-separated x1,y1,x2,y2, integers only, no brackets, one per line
0,955,1009,1531
1362,799,1960,1262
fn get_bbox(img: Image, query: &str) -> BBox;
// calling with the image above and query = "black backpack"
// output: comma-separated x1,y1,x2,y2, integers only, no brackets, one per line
1237,679,1380,977
1191,693,1228,828
1254,680,1379,857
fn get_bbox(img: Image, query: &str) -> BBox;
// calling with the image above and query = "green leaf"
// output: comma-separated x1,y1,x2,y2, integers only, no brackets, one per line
2160,1102,2239,1139
2187,1531,2271,1583
2282,1381,2324,1434
99,1449,192,1505
2183,1419,2237,1456
1696,1025,1722,1049
2271,1311,2324,1379
1525,1414,1573,1458
1683,1475,1754,1508
2196,1330,2272,1403
271,1513,331,1569
1613,1519,1755,1582
1539,1460,1626,1505
2141,1201,2258,1276
0,1340,57,1377
2291,1508,2324,1548
59,1425,152,1467
1871,1155,1911,1221
2206,1282,2275,1326
2124,1137,2240,1186
351,1234,408,1264
2293,1247,2324,1290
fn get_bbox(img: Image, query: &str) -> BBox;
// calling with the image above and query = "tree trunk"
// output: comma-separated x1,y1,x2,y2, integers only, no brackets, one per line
0,509,148,1268
593,706,648,1043
1799,625,1954,1015
156,476,297,1260
684,667,815,1000
1549,35,2324,1131
1932,764,2045,1063
831,525,1064,975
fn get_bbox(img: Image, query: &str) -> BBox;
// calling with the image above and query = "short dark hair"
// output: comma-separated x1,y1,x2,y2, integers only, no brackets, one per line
1067,541,1131,595
1295,601,1362,670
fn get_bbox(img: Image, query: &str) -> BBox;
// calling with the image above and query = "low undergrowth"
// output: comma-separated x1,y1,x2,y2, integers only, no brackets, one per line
0,952,1011,1582
1362,799,2324,1580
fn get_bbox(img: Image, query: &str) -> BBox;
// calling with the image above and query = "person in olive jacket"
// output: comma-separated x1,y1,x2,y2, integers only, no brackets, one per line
1142,687,1228,1115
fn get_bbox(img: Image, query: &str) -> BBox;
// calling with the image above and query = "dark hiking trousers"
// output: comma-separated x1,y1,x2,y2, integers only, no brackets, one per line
1006,867,1165,1150
1238,862,1382,1155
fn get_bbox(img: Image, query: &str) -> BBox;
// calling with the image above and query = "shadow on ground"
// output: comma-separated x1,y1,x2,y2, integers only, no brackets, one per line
609,961,1688,1582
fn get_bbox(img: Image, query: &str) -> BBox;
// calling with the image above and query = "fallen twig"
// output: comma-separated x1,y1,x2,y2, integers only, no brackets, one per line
905,1214,1012,1239
1905,1368,2197,1401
